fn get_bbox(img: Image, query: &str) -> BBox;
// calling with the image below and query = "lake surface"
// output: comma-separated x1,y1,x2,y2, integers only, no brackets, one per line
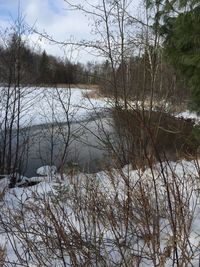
20,116,113,177
1,108,197,179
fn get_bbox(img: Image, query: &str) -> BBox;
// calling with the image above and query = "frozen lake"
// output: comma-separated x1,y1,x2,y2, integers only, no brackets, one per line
0,87,112,177
0,86,107,127
10,115,113,177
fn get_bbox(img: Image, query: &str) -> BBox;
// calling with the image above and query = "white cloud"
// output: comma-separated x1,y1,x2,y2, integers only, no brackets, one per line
22,0,94,62
0,0,93,62
0,0,142,63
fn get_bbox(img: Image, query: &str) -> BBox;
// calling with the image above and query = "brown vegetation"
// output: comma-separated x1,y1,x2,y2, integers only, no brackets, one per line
112,108,198,169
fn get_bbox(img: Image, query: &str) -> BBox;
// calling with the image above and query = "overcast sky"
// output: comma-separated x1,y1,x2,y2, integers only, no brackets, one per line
0,0,141,63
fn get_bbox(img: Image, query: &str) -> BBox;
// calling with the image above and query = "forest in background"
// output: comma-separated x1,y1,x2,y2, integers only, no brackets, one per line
1,1,200,266
0,30,190,108
0,33,100,85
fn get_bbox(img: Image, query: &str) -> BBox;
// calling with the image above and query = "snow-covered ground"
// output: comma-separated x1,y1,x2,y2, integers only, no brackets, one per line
1,160,200,266
1,86,200,265
176,110,200,123
1,85,199,129
0,86,107,128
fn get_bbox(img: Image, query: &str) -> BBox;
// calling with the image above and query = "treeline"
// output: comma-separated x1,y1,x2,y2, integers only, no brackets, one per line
96,55,189,106
0,33,189,106
0,33,99,86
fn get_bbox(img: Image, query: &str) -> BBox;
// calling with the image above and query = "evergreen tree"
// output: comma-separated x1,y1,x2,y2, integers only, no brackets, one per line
160,4,200,112
39,50,52,84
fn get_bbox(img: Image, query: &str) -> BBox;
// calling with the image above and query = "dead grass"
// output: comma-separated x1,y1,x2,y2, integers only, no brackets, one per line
56,83,100,90
82,88,103,99
0,245,6,267
1,160,199,266
56,84,104,99
112,108,198,168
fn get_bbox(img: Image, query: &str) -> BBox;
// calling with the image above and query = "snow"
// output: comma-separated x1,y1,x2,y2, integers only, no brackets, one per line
1,159,200,266
36,165,57,176
175,110,200,123
1,85,200,265
1,86,199,130
0,86,108,128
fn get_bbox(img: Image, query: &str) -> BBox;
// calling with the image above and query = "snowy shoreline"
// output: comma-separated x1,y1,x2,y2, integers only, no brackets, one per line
0,87,108,129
